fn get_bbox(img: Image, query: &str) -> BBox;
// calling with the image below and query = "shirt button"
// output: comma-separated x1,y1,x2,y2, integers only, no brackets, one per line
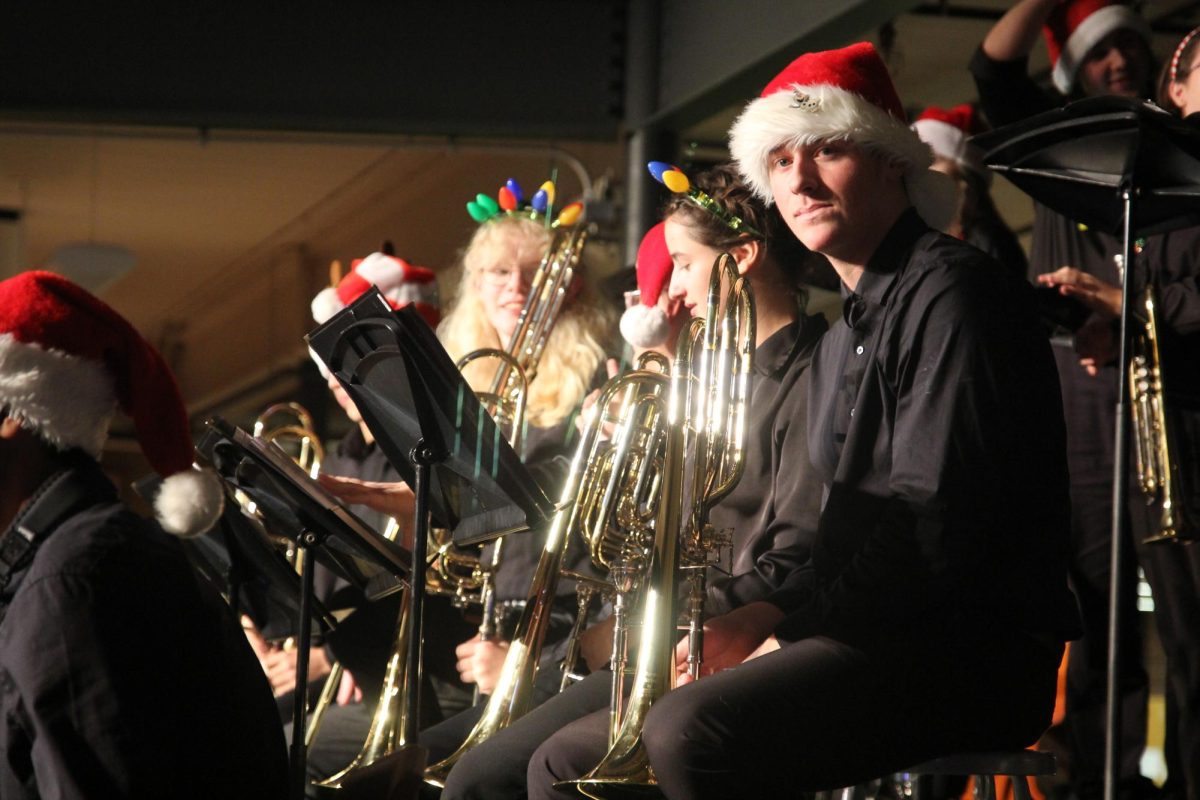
855,345,864,355
849,407,855,417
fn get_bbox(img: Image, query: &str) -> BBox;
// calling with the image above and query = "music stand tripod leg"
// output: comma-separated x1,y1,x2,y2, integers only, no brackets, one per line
290,532,318,800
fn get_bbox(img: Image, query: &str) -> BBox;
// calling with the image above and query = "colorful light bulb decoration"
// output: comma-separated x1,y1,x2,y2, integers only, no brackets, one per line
465,176,582,227
646,161,763,238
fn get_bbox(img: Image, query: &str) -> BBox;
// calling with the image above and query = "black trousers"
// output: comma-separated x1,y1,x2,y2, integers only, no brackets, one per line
528,628,1061,800
430,671,612,800
1064,481,1151,800
1137,531,1200,800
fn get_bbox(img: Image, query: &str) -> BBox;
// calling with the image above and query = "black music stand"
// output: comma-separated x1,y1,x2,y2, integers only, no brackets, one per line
135,471,336,643
306,289,554,799
306,290,555,548
198,418,412,800
973,97,1200,800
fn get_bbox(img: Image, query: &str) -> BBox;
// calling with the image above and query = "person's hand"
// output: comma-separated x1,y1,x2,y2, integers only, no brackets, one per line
579,615,617,672
1074,315,1117,377
455,635,511,695
336,669,362,706
575,359,622,436
261,645,332,697
242,616,272,660
674,602,785,685
318,474,416,520
1038,267,1121,318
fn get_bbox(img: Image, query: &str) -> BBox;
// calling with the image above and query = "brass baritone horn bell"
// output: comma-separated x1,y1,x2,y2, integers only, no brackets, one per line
562,252,755,798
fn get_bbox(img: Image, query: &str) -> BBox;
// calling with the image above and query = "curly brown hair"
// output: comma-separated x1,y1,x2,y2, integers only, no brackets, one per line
661,163,814,286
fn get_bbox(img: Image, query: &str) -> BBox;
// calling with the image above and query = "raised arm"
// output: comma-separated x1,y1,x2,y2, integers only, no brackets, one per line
983,0,1063,61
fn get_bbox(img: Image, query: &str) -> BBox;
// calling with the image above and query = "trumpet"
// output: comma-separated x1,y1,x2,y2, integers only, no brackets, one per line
1130,283,1197,543
563,252,754,798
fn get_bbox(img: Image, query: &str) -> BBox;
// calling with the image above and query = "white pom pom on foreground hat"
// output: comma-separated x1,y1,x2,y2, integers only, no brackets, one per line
0,270,222,538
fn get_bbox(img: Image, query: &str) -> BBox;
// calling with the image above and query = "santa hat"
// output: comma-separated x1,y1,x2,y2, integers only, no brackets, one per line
311,252,440,328
729,42,956,231
0,271,222,538
1043,0,1150,94
912,104,991,185
619,223,674,348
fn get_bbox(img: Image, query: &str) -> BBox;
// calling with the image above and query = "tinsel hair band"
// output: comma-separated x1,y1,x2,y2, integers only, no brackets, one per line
647,162,763,239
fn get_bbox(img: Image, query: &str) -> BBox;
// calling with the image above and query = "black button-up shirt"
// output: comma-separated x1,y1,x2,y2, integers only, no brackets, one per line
770,209,1081,646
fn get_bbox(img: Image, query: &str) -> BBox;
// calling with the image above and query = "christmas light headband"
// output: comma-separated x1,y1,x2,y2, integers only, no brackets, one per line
465,177,583,228
647,162,763,239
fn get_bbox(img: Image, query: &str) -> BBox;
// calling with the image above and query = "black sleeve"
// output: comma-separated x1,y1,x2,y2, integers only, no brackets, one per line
706,371,821,616
1154,228,1200,338
969,46,1059,128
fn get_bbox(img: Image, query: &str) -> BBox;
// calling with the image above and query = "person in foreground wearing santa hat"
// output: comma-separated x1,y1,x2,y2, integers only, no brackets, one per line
975,6,1200,800
527,42,1080,800
0,271,288,799
911,103,1028,280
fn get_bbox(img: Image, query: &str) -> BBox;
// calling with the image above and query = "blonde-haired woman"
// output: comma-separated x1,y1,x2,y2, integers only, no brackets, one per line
323,210,612,708
441,215,610,435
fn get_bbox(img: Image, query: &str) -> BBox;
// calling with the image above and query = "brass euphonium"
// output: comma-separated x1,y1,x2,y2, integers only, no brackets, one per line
563,252,755,798
1129,282,1197,543
423,364,672,788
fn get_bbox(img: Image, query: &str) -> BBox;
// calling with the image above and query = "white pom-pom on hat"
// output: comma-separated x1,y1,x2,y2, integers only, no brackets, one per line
620,304,670,349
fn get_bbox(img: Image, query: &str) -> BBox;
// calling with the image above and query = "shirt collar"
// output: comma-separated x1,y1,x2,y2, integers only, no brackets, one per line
845,207,929,309
754,312,828,377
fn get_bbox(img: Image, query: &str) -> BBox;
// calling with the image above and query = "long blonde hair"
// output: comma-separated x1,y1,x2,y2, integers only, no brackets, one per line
438,216,612,427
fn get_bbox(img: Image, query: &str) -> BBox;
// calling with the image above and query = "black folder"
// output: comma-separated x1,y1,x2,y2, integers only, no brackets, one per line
305,288,555,547
198,418,411,602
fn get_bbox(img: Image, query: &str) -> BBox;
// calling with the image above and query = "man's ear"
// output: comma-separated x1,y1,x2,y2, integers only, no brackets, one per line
729,239,763,275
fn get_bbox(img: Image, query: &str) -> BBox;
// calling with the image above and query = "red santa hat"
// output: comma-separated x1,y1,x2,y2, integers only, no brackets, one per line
619,223,675,348
729,42,957,232
1043,0,1150,94
0,271,222,538
912,104,991,184
311,252,440,328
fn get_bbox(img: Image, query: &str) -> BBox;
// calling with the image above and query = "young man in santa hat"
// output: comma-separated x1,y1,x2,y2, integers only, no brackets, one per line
526,42,1079,799
975,5,1200,799
0,271,287,799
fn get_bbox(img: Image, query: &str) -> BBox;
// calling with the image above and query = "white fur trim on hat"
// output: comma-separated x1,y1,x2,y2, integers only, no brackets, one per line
155,467,225,538
1052,5,1149,93
311,286,344,325
0,332,116,457
620,304,670,349
912,119,991,185
730,83,956,231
